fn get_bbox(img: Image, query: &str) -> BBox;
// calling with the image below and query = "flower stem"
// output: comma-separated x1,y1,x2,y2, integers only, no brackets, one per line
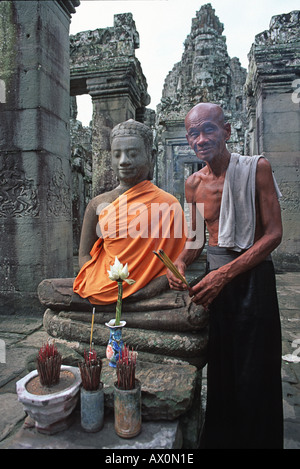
115,281,123,326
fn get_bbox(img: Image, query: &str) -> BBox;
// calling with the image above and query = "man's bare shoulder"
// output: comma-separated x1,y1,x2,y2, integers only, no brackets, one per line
256,157,278,195
256,157,274,186
256,156,272,172
185,168,207,203
186,168,206,189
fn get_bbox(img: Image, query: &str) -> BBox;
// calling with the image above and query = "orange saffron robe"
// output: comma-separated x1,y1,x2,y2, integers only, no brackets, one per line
73,180,187,304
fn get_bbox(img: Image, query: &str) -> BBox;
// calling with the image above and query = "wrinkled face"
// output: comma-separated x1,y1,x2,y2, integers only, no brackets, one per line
185,106,231,165
111,135,151,186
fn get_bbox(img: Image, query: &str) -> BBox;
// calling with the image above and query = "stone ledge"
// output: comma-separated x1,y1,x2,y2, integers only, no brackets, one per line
43,309,208,368
1,412,183,450
101,359,197,421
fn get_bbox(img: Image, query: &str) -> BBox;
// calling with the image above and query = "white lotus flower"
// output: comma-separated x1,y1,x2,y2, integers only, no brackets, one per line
107,257,135,285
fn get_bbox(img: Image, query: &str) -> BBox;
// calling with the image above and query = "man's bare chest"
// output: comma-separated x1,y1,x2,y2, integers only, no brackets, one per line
194,177,224,222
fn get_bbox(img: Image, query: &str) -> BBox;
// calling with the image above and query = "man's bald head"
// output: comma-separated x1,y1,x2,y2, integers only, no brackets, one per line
185,103,226,130
184,102,231,165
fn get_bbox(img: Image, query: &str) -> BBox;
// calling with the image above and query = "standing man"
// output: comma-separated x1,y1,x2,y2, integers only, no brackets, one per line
167,103,283,449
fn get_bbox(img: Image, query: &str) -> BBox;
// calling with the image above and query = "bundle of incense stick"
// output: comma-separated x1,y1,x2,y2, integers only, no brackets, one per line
153,249,190,288
116,345,136,390
37,342,62,387
79,349,102,391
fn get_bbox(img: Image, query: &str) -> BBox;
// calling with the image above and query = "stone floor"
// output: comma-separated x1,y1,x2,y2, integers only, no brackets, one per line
0,271,299,449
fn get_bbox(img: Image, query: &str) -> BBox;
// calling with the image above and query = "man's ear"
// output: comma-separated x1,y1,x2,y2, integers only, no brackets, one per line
224,123,231,141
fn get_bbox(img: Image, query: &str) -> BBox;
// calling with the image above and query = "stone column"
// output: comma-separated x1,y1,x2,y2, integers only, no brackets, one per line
87,72,141,196
70,13,150,197
245,11,300,271
0,0,79,314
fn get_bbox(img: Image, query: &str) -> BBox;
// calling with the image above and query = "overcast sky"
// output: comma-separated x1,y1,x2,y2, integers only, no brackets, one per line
70,0,299,126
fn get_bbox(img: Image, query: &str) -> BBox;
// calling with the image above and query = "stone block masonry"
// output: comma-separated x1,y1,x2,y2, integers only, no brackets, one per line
245,10,300,271
0,0,79,315
70,13,150,196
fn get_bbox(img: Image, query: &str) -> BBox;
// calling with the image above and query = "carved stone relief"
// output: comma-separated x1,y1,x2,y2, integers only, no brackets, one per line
0,156,39,218
46,166,72,219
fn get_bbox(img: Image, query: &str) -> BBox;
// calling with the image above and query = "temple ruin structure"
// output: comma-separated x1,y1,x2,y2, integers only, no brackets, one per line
245,10,300,270
0,2,299,315
155,4,248,208
0,0,79,315
69,13,150,198
70,97,92,257
69,4,299,271
0,1,298,449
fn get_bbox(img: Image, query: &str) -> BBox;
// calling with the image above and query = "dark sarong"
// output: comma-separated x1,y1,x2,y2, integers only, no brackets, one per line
202,247,283,449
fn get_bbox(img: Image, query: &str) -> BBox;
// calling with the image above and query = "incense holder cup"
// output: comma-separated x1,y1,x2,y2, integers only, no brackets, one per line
114,379,141,438
16,365,81,434
80,384,104,432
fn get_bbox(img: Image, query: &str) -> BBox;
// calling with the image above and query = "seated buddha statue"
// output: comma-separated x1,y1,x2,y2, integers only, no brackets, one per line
73,118,187,305
39,119,187,309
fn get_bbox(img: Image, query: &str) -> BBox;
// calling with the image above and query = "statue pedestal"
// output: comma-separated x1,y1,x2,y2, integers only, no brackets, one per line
38,277,208,447
39,278,208,368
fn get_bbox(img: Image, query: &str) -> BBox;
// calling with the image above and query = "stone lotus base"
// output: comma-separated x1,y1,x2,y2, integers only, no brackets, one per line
43,308,208,369
39,279,209,368
16,365,81,435
37,278,208,446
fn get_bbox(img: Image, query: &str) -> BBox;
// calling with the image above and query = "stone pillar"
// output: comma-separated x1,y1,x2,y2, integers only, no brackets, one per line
70,13,150,196
0,0,79,314
87,71,144,196
245,11,300,271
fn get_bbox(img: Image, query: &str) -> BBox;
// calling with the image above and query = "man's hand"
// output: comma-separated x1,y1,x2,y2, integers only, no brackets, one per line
167,261,188,291
189,269,227,309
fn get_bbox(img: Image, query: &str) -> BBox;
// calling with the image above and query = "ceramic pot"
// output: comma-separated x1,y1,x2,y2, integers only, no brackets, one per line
114,379,141,438
105,319,126,368
16,365,81,434
80,384,104,432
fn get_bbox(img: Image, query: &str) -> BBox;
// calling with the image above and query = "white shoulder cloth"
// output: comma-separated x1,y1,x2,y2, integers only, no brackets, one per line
218,153,282,252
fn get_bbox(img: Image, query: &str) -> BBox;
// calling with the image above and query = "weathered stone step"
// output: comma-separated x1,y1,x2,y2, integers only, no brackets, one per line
43,309,208,367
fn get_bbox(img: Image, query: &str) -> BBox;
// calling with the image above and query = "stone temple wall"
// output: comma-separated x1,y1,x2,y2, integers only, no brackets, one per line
69,4,299,271
0,0,79,315
245,11,300,270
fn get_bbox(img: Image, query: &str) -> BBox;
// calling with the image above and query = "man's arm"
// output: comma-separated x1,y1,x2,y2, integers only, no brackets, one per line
167,175,206,290
190,158,282,308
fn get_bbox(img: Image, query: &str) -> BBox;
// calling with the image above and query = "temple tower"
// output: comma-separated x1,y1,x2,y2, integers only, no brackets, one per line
156,4,247,206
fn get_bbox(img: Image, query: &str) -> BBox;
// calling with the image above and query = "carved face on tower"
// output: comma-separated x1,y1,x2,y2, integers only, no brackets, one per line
110,120,155,187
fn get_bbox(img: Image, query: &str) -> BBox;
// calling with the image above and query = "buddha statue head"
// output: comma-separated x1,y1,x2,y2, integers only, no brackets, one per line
110,119,155,186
